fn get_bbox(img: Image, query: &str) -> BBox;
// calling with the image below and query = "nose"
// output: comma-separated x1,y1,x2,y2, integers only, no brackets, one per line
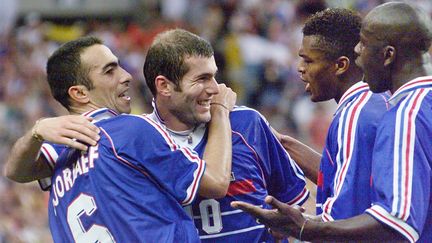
354,42,361,56
120,67,132,85
297,61,305,76
207,77,219,95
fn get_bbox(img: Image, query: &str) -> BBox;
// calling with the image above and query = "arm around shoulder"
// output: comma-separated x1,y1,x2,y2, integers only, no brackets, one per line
199,84,236,198
4,128,51,182
273,129,321,183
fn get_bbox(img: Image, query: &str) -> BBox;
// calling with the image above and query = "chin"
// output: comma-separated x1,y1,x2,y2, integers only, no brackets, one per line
119,107,132,114
198,114,211,124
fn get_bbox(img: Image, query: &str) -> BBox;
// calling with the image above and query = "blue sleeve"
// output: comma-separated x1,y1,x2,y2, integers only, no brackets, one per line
234,109,309,205
366,91,432,243
38,142,68,191
100,115,206,206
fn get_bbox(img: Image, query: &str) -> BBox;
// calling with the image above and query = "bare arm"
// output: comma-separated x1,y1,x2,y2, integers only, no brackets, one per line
273,129,321,183
232,196,406,242
199,84,236,199
4,115,100,182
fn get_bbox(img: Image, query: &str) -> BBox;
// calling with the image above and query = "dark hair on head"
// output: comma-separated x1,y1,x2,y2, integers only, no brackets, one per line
143,28,214,96
302,8,361,60
46,36,102,110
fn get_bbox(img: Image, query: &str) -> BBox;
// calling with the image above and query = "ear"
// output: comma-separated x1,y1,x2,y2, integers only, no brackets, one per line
68,85,90,105
334,56,350,76
155,75,174,97
383,45,395,67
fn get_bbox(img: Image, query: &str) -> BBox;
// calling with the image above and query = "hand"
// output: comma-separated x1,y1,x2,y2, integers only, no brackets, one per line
231,196,307,238
211,83,237,111
271,128,295,146
34,115,100,151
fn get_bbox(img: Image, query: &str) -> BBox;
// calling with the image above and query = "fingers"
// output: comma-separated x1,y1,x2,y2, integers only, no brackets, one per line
212,84,237,111
59,138,88,151
230,201,264,218
292,205,306,213
37,115,101,150
63,122,100,145
265,196,287,211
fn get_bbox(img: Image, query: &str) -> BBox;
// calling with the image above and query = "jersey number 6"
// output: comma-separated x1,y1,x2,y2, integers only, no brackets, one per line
67,193,115,243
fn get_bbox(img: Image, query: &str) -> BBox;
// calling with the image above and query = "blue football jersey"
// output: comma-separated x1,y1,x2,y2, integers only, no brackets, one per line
38,108,119,190
48,112,205,242
316,82,389,221
148,106,309,242
366,76,432,243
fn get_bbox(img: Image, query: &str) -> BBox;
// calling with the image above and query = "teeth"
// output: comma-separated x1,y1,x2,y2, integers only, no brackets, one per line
119,91,129,98
198,100,210,106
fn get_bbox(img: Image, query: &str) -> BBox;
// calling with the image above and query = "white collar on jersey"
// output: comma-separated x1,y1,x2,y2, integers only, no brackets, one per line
147,100,206,148
82,108,119,123
334,81,369,116
388,76,432,106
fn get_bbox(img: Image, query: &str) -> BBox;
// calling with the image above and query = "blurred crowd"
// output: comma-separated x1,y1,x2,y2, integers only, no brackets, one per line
1,0,432,242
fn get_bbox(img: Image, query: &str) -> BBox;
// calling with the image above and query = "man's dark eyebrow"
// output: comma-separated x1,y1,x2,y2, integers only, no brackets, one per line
102,61,119,72
196,70,218,80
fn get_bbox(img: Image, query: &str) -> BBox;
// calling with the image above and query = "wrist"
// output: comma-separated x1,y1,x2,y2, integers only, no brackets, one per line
298,218,309,241
210,102,230,116
31,118,45,143
210,102,229,110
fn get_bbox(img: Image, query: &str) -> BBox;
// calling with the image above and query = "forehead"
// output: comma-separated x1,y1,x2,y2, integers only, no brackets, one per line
184,55,217,74
80,44,118,70
299,35,328,59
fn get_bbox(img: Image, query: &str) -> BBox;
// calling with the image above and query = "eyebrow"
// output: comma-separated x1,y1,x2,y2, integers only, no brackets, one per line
195,70,218,80
101,60,119,73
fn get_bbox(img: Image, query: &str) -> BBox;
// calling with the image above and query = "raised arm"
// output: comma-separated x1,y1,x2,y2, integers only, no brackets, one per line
4,115,100,182
272,129,321,183
199,84,236,199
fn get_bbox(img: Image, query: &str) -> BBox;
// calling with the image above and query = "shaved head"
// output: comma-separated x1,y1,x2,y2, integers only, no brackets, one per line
363,2,432,52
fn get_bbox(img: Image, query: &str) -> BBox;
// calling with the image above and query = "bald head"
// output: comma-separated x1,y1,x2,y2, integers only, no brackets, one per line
363,2,432,52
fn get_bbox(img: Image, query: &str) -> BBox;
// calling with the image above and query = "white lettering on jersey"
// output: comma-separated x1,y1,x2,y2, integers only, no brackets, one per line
52,145,99,207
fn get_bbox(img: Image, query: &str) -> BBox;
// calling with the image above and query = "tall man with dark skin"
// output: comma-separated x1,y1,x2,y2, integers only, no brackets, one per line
273,8,389,221
232,2,432,242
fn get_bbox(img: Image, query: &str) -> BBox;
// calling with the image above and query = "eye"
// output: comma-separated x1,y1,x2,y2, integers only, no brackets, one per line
105,68,114,75
302,58,312,64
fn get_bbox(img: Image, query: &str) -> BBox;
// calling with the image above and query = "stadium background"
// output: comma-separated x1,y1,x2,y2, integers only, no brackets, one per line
0,0,431,242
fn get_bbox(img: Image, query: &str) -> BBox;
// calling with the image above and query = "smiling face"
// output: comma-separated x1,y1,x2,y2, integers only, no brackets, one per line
168,55,219,128
297,35,339,102
80,44,132,114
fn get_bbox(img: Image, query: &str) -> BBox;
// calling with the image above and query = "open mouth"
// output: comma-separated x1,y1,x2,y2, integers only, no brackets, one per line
197,100,211,109
304,82,311,93
119,91,131,101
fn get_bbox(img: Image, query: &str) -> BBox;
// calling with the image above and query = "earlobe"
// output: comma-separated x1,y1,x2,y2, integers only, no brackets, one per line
335,56,350,76
383,46,395,66
68,85,90,105
155,75,173,97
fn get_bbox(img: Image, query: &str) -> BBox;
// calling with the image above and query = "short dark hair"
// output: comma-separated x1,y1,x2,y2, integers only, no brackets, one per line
46,36,102,109
143,29,214,96
302,8,361,60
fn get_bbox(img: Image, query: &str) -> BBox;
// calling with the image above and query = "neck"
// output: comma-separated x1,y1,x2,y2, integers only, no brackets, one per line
334,67,364,103
68,103,101,115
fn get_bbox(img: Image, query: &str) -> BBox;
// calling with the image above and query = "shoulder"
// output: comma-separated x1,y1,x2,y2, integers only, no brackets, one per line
359,91,389,119
230,106,267,122
97,114,169,138
386,88,432,121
